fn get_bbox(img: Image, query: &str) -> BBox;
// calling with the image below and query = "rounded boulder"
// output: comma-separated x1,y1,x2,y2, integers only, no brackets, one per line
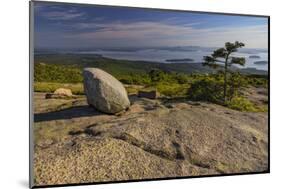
83,68,130,114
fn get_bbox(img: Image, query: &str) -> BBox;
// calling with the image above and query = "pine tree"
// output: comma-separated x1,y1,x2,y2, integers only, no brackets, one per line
203,41,246,103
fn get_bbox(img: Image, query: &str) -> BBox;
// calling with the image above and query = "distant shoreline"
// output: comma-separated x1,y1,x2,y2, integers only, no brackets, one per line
166,58,194,62
34,53,268,75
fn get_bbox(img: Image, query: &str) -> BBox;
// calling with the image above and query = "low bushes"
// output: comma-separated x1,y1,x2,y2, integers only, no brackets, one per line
155,82,189,97
34,63,267,112
226,97,257,111
226,97,267,112
187,76,224,104
34,82,84,95
34,63,83,83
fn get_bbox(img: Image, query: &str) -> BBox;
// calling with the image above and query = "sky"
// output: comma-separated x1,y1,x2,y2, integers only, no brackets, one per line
33,2,268,49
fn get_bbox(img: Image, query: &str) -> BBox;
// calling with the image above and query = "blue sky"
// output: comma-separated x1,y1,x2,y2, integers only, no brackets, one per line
34,2,268,49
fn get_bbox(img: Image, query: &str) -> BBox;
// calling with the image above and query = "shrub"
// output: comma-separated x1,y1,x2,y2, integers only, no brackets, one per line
119,77,134,85
174,73,191,84
156,82,189,97
119,73,151,85
227,72,248,100
187,76,224,104
149,69,167,83
226,97,258,112
187,72,254,104
246,76,268,88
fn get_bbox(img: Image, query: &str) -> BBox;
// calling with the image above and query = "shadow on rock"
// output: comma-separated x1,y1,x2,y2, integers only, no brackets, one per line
34,105,103,122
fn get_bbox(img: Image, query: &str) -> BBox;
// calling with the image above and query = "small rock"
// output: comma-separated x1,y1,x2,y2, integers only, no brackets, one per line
54,88,72,97
45,88,73,99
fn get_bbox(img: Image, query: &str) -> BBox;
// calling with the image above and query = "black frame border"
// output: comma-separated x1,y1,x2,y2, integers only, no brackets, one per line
29,1,270,188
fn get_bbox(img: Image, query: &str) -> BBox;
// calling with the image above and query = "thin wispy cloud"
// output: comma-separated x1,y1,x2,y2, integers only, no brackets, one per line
42,10,85,20
35,4,85,21
62,21,267,48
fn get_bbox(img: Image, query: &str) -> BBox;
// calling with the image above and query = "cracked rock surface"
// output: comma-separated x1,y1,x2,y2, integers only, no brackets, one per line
33,92,268,186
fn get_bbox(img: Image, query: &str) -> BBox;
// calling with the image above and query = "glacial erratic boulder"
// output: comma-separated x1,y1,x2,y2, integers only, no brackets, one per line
83,68,130,114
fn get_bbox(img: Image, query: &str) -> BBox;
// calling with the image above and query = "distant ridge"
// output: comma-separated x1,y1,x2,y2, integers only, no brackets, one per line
35,53,268,76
